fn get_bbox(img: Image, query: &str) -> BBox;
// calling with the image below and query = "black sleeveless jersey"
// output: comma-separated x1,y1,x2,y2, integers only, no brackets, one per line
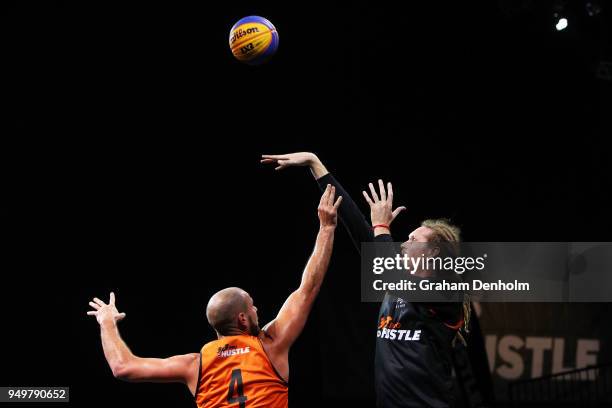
375,294,460,407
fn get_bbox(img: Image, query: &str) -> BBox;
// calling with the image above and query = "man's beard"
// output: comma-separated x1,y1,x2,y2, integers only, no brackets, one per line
247,315,260,336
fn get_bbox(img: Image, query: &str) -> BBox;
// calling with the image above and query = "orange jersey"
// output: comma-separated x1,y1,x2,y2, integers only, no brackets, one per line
195,335,288,408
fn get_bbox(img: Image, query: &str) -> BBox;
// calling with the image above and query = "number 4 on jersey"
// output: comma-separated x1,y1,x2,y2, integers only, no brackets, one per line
227,368,247,407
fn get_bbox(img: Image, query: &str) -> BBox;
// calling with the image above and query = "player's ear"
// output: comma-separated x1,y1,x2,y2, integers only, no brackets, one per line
237,312,248,328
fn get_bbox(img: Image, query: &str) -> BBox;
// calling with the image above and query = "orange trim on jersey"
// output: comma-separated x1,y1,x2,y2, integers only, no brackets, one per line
444,318,464,331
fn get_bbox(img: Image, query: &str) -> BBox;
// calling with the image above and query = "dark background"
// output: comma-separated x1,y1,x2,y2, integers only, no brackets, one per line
3,0,612,407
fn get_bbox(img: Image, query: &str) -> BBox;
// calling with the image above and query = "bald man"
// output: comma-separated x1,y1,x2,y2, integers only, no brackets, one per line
87,185,342,408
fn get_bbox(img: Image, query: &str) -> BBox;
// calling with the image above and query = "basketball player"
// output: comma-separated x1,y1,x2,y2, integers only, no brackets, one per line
262,152,469,408
87,184,342,408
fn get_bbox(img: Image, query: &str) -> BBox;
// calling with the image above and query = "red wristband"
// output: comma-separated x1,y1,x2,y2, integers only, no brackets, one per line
372,224,390,231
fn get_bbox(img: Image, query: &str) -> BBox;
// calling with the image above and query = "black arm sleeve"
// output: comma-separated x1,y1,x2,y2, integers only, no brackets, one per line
317,173,376,254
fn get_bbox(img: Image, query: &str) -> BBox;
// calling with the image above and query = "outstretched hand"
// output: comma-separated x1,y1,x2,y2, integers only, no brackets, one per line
318,184,342,228
261,152,329,179
362,179,406,228
261,152,318,170
87,292,126,326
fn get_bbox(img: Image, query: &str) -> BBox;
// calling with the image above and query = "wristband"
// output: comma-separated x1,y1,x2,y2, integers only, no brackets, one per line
372,224,390,231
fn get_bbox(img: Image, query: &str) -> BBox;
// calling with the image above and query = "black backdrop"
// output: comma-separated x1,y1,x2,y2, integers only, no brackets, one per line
4,0,612,407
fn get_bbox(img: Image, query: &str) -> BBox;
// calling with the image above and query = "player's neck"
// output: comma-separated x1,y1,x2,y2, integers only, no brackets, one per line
217,327,252,338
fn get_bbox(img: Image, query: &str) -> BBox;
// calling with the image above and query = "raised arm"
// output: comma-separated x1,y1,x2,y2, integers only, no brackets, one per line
263,185,341,356
87,293,200,395
262,152,382,253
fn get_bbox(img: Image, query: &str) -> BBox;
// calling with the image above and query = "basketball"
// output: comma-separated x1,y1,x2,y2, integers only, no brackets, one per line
229,16,279,65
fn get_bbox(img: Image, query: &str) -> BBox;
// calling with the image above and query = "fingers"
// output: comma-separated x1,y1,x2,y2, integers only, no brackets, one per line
387,182,394,201
392,206,407,220
320,184,331,206
117,312,127,321
109,292,115,305
274,160,290,171
261,154,292,167
333,195,343,210
362,190,374,206
368,183,380,202
327,186,336,207
319,185,337,209
261,155,285,167
93,297,106,307
378,179,386,201
273,158,291,171
89,301,100,310
261,154,285,160
87,311,97,316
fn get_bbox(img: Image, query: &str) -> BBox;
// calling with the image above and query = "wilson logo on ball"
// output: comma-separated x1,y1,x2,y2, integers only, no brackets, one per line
229,27,260,45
